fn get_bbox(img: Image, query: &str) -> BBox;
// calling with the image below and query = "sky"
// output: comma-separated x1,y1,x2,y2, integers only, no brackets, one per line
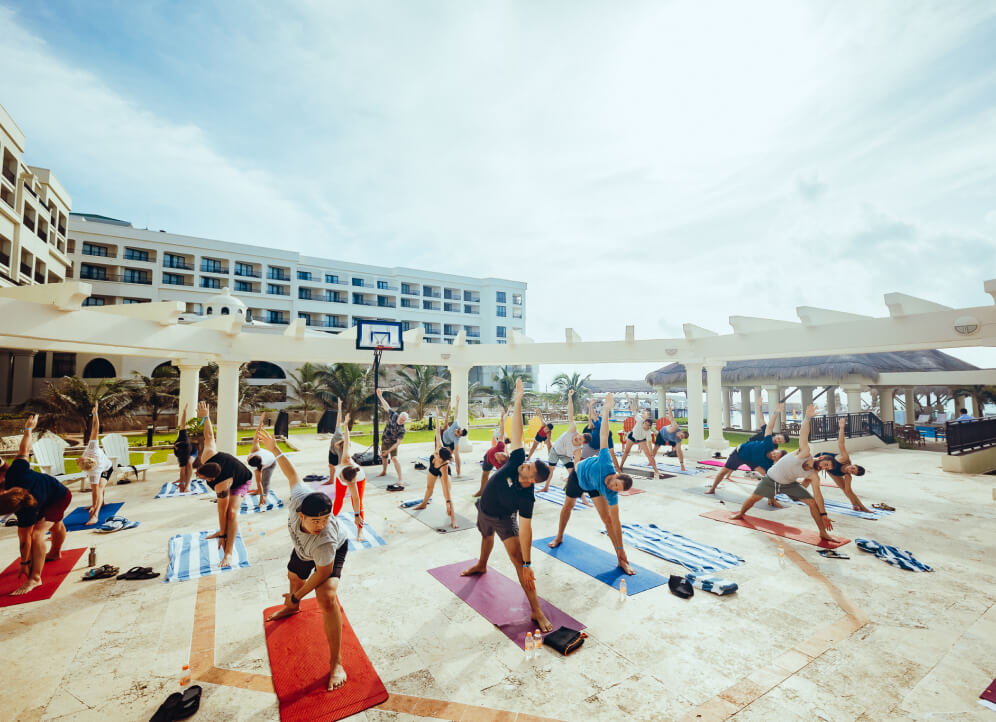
2,0,995,389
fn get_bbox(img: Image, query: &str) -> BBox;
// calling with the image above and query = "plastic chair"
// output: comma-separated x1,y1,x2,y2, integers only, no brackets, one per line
101,433,155,481
31,437,89,491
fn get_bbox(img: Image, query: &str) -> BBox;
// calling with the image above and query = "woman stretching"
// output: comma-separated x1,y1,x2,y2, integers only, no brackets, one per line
413,408,457,529
194,401,253,568
173,403,197,493
247,416,278,498
0,415,72,595
78,402,114,525
331,415,367,541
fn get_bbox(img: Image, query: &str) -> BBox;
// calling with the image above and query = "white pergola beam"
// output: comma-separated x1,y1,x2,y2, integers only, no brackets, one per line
683,324,717,340
796,306,874,326
89,301,186,326
625,325,635,343
193,315,244,337
985,278,996,305
729,316,800,334
283,318,307,339
402,326,424,346
565,328,582,344
0,280,90,311
884,292,951,318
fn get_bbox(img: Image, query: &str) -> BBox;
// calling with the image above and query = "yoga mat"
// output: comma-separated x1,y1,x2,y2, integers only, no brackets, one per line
401,502,474,533
684,486,786,511
535,486,590,510
239,490,284,514
636,459,704,477
532,535,668,595
605,523,745,573
264,598,388,722
63,503,124,531
428,560,585,648
700,509,851,549
775,494,891,520
699,459,751,471
155,481,209,498
163,530,250,582
0,548,86,606
979,678,996,712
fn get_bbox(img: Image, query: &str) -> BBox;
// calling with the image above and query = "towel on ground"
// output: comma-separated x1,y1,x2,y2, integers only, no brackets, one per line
776,495,892,520
155,480,209,498
606,523,745,573
535,486,590,511
164,530,250,582
335,514,387,551
239,490,284,514
856,538,932,572
685,573,738,595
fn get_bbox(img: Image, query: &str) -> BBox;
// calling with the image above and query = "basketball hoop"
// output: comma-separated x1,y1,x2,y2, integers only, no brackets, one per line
354,320,404,464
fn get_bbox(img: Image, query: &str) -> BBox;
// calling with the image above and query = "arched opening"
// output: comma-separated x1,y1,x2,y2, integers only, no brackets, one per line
152,361,178,378
206,307,213,315
82,358,116,379
221,307,230,315
246,361,286,379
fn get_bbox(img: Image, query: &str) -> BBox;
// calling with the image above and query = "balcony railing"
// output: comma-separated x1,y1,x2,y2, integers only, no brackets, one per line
235,268,261,278
0,251,9,266
353,299,375,306
444,304,460,312
424,291,441,298
123,251,150,262
23,182,36,198
20,263,32,276
314,321,348,329
401,288,420,296
80,271,153,285
267,273,290,282
163,260,194,271
376,284,398,291
57,225,66,236
805,412,894,444
2,167,14,184
466,331,481,338
201,265,229,274
423,327,440,335
946,417,996,455
324,295,346,304
162,277,194,287
36,225,47,240
34,271,44,283
377,301,396,308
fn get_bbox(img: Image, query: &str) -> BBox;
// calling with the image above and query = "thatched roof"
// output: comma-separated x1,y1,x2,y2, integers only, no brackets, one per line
583,379,654,393
645,350,978,387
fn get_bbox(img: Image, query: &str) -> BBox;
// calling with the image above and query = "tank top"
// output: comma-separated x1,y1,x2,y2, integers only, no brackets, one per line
767,452,810,485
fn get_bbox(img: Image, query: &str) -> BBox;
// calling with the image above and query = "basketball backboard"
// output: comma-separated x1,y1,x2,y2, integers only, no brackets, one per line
355,320,404,351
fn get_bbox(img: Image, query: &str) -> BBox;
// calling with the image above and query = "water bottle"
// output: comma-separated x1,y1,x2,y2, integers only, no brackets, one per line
533,629,542,657
619,578,627,600
524,632,534,659
88,546,97,567
777,545,785,567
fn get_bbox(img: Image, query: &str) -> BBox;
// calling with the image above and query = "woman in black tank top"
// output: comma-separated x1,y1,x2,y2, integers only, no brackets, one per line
814,418,871,513
412,408,458,528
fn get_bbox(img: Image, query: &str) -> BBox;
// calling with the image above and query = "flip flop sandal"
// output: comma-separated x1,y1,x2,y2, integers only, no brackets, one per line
872,503,896,512
818,549,850,559
83,565,119,580
149,692,182,722
117,566,153,580
173,684,202,720
386,484,406,492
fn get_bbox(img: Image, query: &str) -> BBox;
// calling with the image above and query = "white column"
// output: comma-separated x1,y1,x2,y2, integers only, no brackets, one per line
723,388,732,430
879,388,895,422
954,395,967,416
753,386,763,429
9,350,36,406
739,387,752,430
904,387,915,424
826,386,838,416
215,360,241,454
842,385,863,414
800,386,814,411
705,362,728,450
448,365,470,429
684,362,705,453
763,385,779,417
656,385,668,420
174,360,202,420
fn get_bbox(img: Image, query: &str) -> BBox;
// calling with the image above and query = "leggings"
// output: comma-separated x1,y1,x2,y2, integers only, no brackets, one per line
332,478,365,520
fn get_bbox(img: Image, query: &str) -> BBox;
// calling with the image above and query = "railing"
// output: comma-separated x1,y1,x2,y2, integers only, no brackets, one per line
401,288,420,296
123,251,150,262
2,167,14,184
201,265,229,274
946,417,996,455
34,271,45,283
163,260,194,271
0,251,9,266
324,295,346,304
235,268,261,278
804,412,894,444
377,284,398,291
464,295,481,303
57,225,66,236
464,308,480,315
23,182,36,198
20,263,32,276
466,331,481,338
267,273,290,282
162,277,193,286
314,321,348,329
36,225,47,240
424,291,441,298
80,271,153,285
82,247,109,257
267,288,289,296
353,299,375,306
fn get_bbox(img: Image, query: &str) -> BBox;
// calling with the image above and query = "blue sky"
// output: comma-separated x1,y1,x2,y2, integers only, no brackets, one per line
2,1,995,386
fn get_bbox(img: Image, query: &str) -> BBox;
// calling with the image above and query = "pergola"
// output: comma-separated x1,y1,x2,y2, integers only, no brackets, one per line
1,279,994,458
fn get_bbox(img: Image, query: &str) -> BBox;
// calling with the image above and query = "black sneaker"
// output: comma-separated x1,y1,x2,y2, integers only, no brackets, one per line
386,484,405,492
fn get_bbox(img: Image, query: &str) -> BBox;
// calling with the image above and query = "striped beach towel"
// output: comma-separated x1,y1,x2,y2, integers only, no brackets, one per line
608,523,745,573
155,481,209,498
535,486,589,511
335,513,387,551
776,495,892,520
239,490,284,514
685,573,738,595
856,538,932,572
164,530,250,582
626,458,705,477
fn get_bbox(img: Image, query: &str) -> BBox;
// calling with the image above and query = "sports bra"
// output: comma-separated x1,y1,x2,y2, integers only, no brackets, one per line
429,453,446,477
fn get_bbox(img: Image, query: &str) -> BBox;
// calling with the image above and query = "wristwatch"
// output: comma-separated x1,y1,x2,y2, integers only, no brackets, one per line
522,562,531,568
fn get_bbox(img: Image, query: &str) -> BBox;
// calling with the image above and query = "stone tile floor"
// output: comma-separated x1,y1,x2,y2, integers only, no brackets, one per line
1,438,993,721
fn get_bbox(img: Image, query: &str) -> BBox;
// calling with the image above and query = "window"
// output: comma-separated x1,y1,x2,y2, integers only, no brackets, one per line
497,339,507,344
123,248,149,262
496,291,506,303
298,271,312,281
298,312,311,325
512,293,522,305
377,296,394,307
81,242,108,257
422,300,438,310
267,267,289,281
32,352,46,378
164,253,188,269
234,280,251,292
496,326,506,338
266,310,286,324
353,293,371,305
401,283,418,295
123,269,150,284
299,288,313,300
79,264,106,280
377,280,389,290
325,291,345,303
401,321,415,331
444,325,459,336
52,352,76,377
512,307,522,318
267,284,288,295
201,258,224,273
352,278,365,287
496,305,506,317
83,297,105,307
235,262,257,277
401,298,417,308
163,273,184,286
325,274,339,284
200,277,221,289
122,298,145,304
464,304,478,314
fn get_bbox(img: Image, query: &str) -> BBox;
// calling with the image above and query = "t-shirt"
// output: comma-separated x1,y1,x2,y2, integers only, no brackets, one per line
575,448,619,506
552,429,578,457
287,484,346,565
81,440,113,483
536,426,549,440
248,448,276,469
630,418,653,442
767,452,810,485
336,465,367,487
4,459,68,528
736,436,777,471
484,441,506,468
382,412,406,445
442,422,462,446
479,448,535,520
956,413,974,422
204,451,253,490
656,428,680,446
329,428,344,453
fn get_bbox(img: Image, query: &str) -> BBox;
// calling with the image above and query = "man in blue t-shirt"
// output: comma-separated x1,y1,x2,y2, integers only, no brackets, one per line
548,393,636,575
651,401,689,471
707,400,787,500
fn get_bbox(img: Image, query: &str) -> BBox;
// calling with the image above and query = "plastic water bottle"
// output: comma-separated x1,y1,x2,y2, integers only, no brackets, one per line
533,629,542,657
524,632,534,659
777,545,785,567
619,578,627,600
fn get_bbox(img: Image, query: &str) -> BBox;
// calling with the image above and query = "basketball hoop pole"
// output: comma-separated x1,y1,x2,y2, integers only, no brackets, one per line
371,348,383,462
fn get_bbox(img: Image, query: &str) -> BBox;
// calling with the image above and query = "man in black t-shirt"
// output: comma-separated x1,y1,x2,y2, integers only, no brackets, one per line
461,379,553,632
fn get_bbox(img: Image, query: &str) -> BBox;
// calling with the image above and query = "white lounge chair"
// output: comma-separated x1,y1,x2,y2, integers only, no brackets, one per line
915,414,931,424
31,437,88,491
101,433,155,481
934,413,948,425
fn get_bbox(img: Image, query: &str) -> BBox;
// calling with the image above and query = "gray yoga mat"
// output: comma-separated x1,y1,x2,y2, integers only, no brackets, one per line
402,502,475,533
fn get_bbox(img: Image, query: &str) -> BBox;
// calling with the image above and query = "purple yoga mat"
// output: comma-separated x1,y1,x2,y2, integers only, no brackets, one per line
428,560,585,649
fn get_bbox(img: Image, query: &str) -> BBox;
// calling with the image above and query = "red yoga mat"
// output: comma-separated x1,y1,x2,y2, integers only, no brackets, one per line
0,548,87,607
700,509,851,549
263,598,388,722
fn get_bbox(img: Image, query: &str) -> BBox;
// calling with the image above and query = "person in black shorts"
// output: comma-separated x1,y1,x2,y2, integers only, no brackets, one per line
0,415,72,595
707,400,787,504
812,417,870,513
194,401,254,569
412,410,457,528
258,428,351,691
525,412,554,461
461,379,554,632
172,403,198,493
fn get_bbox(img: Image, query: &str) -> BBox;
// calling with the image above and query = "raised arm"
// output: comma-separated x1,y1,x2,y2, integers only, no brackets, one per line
17,414,38,460
89,402,100,443
375,388,392,414
341,414,351,458
755,395,765,431
566,389,576,433
666,401,679,433
434,407,443,452
798,404,817,457
763,402,784,438
836,417,850,461
178,403,189,429
509,379,524,451
250,415,264,453
452,395,461,424
627,394,636,417
198,400,217,456
496,409,507,440
257,428,298,490
600,393,613,448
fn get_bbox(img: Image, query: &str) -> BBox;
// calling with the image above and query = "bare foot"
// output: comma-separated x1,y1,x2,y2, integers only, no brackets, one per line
704,488,716,495
730,512,745,520
87,515,99,526
472,490,483,497
450,518,458,529
376,471,387,478
356,534,364,542
539,485,550,493
45,551,62,562
532,611,553,632
328,663,347,690
822,534,844,544
460,563,487,576
266,604,300,621
413,501,428,510
220,554,233,568
767,498,784,509
619,560,636,575
11,578,41,596
205,530,224,540
320,479,334,485
547,537,563,548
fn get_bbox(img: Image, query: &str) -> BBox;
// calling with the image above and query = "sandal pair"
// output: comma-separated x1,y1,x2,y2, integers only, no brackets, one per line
149,684,201,721
872,503,896,512
82,565,119,580
118,566,160,580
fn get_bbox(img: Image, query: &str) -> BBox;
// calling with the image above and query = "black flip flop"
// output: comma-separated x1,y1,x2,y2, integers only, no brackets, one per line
386,484,405,492
149,692,182,722
83,565,119,580
118,566,160,580
818,549,850,560
668,574,694,599
173,685,202,720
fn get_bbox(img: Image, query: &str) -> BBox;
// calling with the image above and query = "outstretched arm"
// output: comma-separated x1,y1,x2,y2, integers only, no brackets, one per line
496,409,506,441
258,428,298,490
452,395,461,424
376,388,392,413
178,403,189,429
89,402,100,443
666,401,679,433
836,417,850,462
251,415,264,453
434,408,443,452
198,401,217,456
566,389,576,433
600,393,614,448
627,394,636,418
763,402,784,438
17,415,38,460
798,404,816,457
341,414,351,458
510,379,524,451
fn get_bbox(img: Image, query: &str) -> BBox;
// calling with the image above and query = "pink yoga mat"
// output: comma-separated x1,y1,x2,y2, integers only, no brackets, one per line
699,459,751,471
428,560,585,648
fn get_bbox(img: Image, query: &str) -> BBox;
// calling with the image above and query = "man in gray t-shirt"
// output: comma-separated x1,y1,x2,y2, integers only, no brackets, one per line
257,428,352,691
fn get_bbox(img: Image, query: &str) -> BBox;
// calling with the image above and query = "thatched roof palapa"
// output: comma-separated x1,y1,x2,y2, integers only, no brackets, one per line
582,379,655,393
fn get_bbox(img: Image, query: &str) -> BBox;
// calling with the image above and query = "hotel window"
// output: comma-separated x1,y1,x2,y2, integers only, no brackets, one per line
162,273,184,285
267,284,288,295
200,277,221,289
123,248,149,261
401,298,417,308
401,283,418,295
267,267,289,281
512,293,522,305
79,264,107,280
496,291,506,303
352,278,365,287
32,353,46,378
325,274,339,284
164,253,188,269
376,281,388,290
267,310,286,324
512,307,522,318
298,271,312,281
496,305,506,317
234,280,251,292
123,269,150,284
82,297,105,307
201,258,224,273
298,312,311,325
52,352,76,377
235,262,256,277
122,298,145,304
299,288,313,300
81,242,108,257
496,326,506,338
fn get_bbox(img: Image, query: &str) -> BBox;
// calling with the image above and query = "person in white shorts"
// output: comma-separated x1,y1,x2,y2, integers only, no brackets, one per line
77,402,114,525
540,389,590,492
618,394,660,477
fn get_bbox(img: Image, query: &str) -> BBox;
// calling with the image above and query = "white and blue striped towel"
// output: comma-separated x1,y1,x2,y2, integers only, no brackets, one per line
625,458,705,477
535,485,590,511
856,538,932,572
607,523,745,573
155,481,209,498
335,513,387,551
163,530,250,582
239,490,284,514
685,573,738,595
776,495,893,520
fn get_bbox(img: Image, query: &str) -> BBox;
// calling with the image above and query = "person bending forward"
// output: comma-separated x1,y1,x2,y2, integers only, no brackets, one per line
78,402,114,525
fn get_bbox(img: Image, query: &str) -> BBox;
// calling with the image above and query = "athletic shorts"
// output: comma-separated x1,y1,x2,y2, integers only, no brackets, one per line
564,470,599,500
442,441,455,452
547,449,574,467
382,446,398,459
475,499,518,541
534,433,548,444
287,544,348,581
753,476,812,501
480,459,495,472
724,451,747,471
328,451,340,466
210,479,252,498
44,488,73,523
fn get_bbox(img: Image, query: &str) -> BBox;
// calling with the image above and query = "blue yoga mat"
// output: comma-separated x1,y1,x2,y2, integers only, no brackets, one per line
63,503,124,531
532,535,668,595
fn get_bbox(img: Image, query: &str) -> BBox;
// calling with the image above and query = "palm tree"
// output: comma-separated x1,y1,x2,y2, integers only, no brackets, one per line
25,376,134,439
315,362,373,428
127,368,179,429
286,362,324,423
480,366,534,412
197,363,284,412
393,365,450,421
552,372,591,414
